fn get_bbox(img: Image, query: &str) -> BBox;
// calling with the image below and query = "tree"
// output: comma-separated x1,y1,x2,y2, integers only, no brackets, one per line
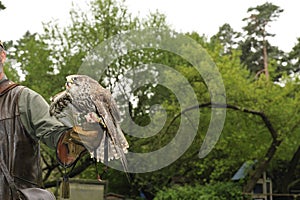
11,0,173,196
9,32,60,100
0,1,5,11
8,0,300,198
241,2,283,80
288,37,300,73
210,23,241,55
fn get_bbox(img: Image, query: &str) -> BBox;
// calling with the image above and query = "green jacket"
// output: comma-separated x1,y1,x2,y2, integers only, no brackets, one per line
0,76,69,148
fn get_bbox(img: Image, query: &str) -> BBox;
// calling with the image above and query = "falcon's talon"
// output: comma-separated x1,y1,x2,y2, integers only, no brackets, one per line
98,119,106,128
84,112,106,128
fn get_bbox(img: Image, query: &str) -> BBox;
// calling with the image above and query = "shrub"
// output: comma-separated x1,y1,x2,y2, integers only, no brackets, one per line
154,182,247,200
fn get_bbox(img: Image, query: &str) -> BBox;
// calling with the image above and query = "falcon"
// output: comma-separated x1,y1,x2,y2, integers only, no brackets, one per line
50,74,129,172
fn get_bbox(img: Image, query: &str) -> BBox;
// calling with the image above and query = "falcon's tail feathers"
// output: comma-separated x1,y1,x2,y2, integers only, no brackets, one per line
90,127,129,173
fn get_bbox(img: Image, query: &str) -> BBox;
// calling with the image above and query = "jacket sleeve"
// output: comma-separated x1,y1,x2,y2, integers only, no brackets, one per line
18,87,70,149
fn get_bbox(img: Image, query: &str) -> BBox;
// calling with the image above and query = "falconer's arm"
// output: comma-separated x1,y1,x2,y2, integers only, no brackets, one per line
19,87,99,167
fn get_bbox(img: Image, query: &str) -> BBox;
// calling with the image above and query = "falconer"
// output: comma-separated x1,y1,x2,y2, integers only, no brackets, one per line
0,41,100,199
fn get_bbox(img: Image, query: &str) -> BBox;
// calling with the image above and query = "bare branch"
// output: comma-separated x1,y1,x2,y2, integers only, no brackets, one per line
166,102,278,140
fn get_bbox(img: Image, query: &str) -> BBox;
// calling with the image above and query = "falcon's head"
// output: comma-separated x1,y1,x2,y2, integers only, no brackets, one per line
66,75,89,93
65,74,100,95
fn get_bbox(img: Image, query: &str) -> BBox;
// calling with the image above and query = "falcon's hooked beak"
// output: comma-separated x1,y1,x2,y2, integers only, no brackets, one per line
65,76,74,89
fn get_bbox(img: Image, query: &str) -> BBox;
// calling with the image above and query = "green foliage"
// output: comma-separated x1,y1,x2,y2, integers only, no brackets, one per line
240,2,285,78
10,32,59,100
2,40,20,82
6,0,300,197
154,182,247,200
288,37,300,73
243,2,283,38
210,23,241,54
0,1,5,10
3,63,20,82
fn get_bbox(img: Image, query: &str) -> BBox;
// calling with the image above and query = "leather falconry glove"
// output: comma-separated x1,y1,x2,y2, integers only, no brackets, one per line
57,121,104,167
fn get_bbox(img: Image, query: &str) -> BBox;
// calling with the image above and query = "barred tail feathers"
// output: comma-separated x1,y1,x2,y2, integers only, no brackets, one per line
90,125,129,173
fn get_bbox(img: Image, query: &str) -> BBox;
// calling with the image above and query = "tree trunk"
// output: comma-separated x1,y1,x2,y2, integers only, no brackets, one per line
279,145,300,193
168,103,283,193
262,34,269,80
243,138,282,193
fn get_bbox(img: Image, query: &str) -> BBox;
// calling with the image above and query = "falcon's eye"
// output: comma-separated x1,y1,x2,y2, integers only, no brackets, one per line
73,77,77,81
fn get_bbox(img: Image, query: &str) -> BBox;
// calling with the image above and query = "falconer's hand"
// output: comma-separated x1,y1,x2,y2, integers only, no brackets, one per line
56,112,105,167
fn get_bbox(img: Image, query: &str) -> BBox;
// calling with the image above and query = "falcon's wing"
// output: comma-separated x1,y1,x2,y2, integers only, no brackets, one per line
109,94,121,123
90,89,129,171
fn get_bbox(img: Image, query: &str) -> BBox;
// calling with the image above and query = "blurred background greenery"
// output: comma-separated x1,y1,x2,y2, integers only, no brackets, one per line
2,0,300,199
